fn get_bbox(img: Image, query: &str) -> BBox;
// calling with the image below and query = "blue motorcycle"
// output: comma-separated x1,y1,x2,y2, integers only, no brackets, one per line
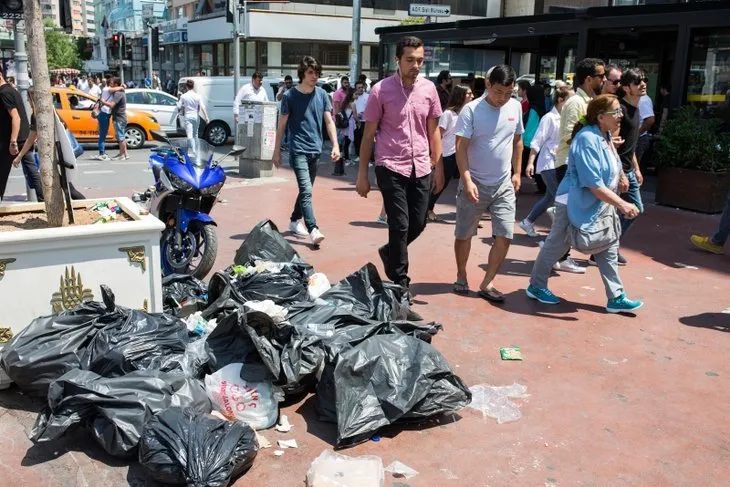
137,131,245,279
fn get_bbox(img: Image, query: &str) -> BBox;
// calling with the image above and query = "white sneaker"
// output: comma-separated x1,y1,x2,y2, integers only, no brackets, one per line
353,156,360,163
288,220,309,237
553,257,586,274
519,219,539,237
538,240,545,248
310,227,325,246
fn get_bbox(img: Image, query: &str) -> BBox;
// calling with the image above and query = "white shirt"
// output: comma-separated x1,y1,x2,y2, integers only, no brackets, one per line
89,84,102,99
233,83,269,115
77,79,90,93
438,109,458,157
638,94,654,136
353,92,370,121
177,90,205,120
530,107,561,174
100,88,113,114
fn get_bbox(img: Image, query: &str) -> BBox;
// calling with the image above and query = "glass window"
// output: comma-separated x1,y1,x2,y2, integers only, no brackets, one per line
126,92,145,104
149,92,177,106
282,42,313,65
319,43,349,66
52,93,62,109
687,28,730,123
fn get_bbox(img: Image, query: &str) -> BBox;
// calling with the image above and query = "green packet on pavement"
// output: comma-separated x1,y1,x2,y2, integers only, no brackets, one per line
500,347,523,361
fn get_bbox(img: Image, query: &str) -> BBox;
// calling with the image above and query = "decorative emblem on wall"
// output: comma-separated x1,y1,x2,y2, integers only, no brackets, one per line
51,266,94,313
142,299,149,312
119,246,147,272
0,327,12,343
0,258,16,280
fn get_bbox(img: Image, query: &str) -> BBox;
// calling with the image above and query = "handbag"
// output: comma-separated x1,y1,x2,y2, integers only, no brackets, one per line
566,203,621,255
91,100,102,119
335,110,351,129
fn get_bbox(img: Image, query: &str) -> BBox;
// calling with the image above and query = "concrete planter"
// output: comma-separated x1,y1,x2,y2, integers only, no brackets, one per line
0,197,165,384
656,167,730,214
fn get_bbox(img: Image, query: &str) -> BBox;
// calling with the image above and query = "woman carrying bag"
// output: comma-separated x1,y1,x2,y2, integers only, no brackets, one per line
92,84,114,160
525,94,643,314
333,88,356,176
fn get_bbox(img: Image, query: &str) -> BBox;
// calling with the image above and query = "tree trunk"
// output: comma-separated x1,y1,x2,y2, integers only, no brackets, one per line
24,0,66,226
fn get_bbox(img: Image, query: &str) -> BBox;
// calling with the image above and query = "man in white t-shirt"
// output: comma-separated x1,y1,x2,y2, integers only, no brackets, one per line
77,75,90,93
88,78,102,99
453,65,524,302
233,72,269,124
352,80,369,162
177,79,209,154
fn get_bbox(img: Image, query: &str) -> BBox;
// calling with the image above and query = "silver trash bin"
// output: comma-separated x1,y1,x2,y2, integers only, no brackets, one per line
235,100,279,178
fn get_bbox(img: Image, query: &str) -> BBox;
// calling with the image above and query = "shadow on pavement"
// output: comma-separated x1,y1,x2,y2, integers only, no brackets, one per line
22,428,131,468
679,313,730,333
0,386,45,414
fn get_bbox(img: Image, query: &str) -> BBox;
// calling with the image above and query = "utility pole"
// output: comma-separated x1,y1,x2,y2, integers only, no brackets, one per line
233,1,240,100
351,0,361,83
13,21,30,117
147,23,153,85
119,34,124,85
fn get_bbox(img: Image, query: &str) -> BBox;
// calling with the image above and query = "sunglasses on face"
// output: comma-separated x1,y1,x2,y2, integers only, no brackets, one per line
609,79,621,86
631,77,649,85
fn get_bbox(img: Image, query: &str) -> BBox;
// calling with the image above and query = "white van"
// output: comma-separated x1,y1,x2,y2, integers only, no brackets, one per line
177,76,280,146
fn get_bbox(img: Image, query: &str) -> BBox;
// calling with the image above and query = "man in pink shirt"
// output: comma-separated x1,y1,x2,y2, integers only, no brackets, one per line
332,76,350,115
356,36,444,308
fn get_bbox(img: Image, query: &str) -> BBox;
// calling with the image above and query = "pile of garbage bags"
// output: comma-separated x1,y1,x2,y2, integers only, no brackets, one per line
0,219,470,482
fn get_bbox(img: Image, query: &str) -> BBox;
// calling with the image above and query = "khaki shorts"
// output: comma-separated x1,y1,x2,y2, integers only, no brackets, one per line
455,177,516,240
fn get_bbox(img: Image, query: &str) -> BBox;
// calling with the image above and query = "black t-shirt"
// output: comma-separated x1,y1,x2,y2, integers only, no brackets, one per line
618,97,640,173
0,84,30,149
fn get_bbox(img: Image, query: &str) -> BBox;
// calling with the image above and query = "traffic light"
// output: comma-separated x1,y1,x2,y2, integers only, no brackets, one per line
111,33,120,48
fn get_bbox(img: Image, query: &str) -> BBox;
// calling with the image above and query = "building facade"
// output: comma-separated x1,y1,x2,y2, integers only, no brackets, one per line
83,0,96,37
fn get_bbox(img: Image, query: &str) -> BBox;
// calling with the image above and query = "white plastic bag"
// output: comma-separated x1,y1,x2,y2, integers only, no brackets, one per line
467,383,529,424
204,363,278,430
308,273,331,299
306,450,383,487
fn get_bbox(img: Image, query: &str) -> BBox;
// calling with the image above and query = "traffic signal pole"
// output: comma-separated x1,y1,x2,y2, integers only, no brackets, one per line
119,35,124,84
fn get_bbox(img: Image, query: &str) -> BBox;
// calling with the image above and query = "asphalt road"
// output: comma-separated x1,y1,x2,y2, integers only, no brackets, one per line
3,136,243,201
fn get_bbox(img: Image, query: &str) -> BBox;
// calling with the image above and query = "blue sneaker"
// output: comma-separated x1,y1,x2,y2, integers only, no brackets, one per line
606,293,643,313
526,285,560,305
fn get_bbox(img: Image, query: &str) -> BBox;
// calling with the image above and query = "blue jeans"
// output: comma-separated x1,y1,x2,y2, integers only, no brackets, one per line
290,153,320,232
97,112,110,154
712,191,730,246
619,170,644,236
526,168,558,223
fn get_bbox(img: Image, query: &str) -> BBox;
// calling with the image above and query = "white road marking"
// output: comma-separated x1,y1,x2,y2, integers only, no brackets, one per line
83,170,115,174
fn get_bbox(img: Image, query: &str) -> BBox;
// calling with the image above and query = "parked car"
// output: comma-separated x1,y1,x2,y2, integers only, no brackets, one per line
51,87,161,150
124,88,181,135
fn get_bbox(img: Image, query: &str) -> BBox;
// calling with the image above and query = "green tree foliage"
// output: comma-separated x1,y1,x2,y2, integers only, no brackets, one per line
43,19,82,70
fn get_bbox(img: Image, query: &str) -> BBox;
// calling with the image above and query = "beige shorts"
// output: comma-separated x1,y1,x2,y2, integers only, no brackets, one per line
455,177,516,240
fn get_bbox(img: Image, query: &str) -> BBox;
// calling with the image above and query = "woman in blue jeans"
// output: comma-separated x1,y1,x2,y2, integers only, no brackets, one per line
93,87,114,160
520,86,572,236
526,94,643,313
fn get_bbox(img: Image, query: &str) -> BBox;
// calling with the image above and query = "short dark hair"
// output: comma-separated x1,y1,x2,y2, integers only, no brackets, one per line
517,79,531,92
396,36,424,58
436,70,451,84
575,58,605,86
605,64,621,78
355,80,365,88
358,74,367,83
111,76,122,86
252,72,263,80
488,65,516,87
297,56,322,83
284,75,293,82
621,67,645,87
185,79,194,89
341,76,349,83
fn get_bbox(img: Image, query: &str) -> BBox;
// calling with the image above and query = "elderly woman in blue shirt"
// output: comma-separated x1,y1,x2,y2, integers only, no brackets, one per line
526,94,643,313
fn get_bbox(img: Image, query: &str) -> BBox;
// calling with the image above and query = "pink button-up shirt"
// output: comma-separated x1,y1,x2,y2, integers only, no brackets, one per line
364,75,442,178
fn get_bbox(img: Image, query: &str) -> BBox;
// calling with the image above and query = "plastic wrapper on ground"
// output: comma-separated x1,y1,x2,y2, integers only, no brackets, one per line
30,369,211,458
139,407,258,487
467,383,529,424
306,449,384,487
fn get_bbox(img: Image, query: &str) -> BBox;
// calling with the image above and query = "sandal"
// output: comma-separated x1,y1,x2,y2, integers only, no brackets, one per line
478,287,505,303
453,281,469,295
427,211,444,223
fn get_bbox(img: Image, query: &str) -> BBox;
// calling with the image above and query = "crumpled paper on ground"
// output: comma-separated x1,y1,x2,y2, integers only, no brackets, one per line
467,383,529,424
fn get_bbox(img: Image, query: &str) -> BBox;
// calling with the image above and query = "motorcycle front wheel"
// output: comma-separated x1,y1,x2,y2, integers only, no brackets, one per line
161,222,218,280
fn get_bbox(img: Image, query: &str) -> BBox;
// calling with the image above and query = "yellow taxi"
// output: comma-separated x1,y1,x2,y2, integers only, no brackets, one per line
51,87,161,150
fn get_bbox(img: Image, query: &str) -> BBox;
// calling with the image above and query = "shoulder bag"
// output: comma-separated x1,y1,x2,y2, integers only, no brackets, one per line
566,202,622,255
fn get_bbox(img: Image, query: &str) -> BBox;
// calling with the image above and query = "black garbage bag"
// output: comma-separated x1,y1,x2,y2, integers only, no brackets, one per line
139,407,258,487
286,264,409,326
162,274,209,317
30,369,211,458
0,286,120,396
323,333,471,448
233,219,305,266
80,308,190,377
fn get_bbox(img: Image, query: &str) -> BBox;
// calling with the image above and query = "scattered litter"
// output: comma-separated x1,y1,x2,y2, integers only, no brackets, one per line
439,468,460,480
162,274,208,317
581,286,595,291
371,434,381,442
306,450,384,487
722,307,730,314
205,363,278,430
184,311,217,336
89,201,124,223
602,358,628,365
275,414,293,433
467,383,529,424
674,262,698,270
256,431,272,449
139,407,258,486
274,450,285,457
645,276,654,280
385,461,419,479
277,439,298,449
244,300,287,324
706,371,719,377
308,273,332,299
500,347,523,361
